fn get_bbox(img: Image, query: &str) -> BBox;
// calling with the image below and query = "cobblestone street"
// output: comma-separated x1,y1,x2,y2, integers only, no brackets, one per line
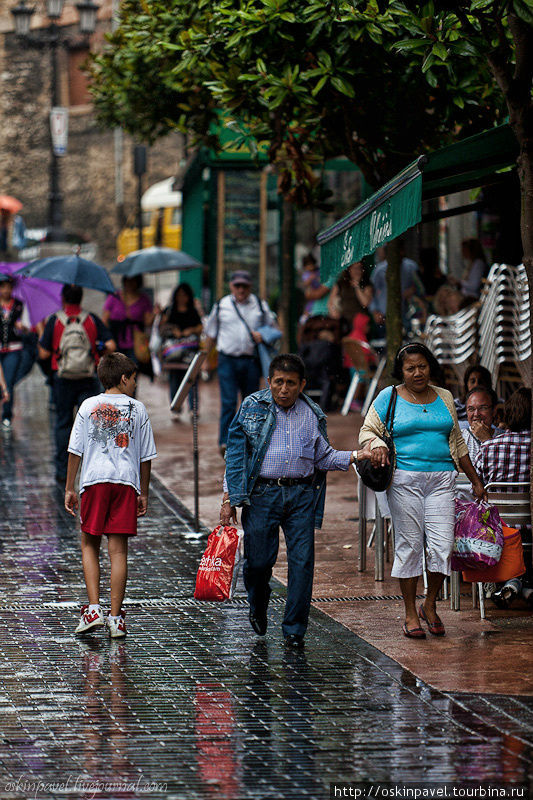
1,376,533,799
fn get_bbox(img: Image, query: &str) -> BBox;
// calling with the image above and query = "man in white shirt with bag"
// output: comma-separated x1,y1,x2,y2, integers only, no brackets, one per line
205,270,276,457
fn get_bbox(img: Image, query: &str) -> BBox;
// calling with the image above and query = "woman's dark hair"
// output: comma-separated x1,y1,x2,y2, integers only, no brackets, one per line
504,388,531,432
97,352,137,389
463,364,493,395
0,274,14,286
122,275,143,290
269,353,306,381
61,284,83,305
170,282,194,312
337,261,370,289
391,343,442,383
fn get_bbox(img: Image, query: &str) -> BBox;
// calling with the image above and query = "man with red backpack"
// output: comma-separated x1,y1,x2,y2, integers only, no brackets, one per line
39,284,116,483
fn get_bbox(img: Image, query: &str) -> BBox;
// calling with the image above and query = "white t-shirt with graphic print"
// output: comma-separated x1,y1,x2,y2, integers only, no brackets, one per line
68,393,157,494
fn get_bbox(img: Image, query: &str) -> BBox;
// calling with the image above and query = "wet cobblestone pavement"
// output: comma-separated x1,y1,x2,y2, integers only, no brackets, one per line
1,378,533,799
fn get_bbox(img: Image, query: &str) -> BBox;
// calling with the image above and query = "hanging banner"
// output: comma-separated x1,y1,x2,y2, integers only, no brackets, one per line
50,107,69,156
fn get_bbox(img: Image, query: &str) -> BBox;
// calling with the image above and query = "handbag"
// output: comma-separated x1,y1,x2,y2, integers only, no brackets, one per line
450,499,504,571
160,334,199,364
356,386,397,492
133,327,151,364
194,525,244,601
462,523,525,583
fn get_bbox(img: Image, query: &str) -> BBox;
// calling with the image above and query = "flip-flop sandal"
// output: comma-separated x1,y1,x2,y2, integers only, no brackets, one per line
402,622,426,639
419,604,446,636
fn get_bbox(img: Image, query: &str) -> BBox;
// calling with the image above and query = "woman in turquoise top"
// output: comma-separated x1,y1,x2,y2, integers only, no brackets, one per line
359,343,485,640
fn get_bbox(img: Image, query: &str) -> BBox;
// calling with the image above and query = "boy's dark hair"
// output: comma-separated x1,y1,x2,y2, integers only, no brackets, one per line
61,284,83,305
391,343,442,383
97,352,137,390
269,353,306,381
465,387,498,409
504,388,531,432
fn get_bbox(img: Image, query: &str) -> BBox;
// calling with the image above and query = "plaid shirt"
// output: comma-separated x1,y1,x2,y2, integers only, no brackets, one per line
462,426,504,463
259,398,351,478
223,397,351,490
474,430,531,487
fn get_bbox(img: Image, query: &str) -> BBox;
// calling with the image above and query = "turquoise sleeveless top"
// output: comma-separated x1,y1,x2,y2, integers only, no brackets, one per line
373,386,455,472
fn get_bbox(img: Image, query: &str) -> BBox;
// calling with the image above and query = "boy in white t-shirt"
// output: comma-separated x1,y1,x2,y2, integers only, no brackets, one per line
65,352,157,638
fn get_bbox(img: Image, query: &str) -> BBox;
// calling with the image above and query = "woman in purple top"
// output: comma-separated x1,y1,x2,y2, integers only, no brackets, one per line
102,276,154,372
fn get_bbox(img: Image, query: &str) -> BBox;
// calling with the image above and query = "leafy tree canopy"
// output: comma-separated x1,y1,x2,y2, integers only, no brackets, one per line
88,0,505,202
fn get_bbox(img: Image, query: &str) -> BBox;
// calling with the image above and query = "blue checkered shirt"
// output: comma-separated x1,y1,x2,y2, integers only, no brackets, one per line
223,398,351,491
258,398,351,478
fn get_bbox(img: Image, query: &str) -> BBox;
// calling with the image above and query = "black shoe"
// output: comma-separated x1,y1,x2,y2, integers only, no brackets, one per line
492,579,521,609
284,634,304,649
249,608,267,636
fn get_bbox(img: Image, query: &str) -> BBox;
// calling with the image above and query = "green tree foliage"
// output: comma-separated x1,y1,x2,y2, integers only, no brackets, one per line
87,0,506,352
88,0,503,201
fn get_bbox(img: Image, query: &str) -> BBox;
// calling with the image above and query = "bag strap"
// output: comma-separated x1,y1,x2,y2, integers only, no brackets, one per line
231,297,256,347
384,386,398,436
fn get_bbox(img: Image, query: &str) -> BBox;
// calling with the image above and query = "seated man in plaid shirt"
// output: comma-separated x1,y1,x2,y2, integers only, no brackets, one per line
475,387,531,607
220,353,360,648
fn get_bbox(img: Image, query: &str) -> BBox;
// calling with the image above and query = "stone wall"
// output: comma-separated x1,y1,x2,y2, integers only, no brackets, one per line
0,5,183,266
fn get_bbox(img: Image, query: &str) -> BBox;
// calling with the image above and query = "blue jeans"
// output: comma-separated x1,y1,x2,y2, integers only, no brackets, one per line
0,350,22,421
242,482,316,638
218,353,261,446
53,375,100,478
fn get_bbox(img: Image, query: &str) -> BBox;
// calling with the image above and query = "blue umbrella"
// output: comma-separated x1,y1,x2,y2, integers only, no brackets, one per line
15,255,115,294
112,246,203,277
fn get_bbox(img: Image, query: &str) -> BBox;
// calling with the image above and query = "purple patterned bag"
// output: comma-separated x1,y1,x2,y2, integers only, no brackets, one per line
451,499,504,571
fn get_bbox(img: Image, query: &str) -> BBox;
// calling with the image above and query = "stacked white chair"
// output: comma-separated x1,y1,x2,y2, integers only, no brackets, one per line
479,264,530,396
423,304,479,389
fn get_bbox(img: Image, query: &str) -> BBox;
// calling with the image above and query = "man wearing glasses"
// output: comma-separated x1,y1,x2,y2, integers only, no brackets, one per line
205,270,276,457
461,387,502,462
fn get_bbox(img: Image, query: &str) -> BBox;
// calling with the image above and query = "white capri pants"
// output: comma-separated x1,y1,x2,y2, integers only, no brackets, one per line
386,469,456,578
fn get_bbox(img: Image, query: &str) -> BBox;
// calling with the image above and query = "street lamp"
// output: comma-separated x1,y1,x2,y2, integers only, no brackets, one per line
10,0,99,242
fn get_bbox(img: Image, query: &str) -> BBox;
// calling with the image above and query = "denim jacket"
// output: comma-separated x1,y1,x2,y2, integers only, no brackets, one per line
225,388,329,529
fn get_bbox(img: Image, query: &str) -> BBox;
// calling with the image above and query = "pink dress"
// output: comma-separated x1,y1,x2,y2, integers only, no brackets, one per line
103,293,152,350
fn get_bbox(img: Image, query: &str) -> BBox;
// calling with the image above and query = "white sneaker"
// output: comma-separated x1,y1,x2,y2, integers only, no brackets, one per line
75,604,104,634
107,611,127,639
2,419,11,429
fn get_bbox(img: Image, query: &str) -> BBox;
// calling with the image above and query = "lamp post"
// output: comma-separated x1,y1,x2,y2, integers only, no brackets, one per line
11,0,99,243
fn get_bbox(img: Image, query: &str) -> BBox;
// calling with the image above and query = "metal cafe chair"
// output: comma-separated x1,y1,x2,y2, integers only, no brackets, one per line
340,338,379,417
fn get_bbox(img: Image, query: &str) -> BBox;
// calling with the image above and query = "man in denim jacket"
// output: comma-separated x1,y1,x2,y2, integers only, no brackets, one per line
220,353,357,648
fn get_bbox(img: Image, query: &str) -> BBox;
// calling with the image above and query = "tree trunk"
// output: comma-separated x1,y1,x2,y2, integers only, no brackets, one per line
515,129,533,507
279,197,296,351
385,238,403,376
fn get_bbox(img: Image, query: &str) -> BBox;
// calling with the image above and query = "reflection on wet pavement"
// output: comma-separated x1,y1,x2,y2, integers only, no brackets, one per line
0,378,532,798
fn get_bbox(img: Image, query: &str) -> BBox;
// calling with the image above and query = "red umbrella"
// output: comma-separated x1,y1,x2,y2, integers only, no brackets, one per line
0,195,23,214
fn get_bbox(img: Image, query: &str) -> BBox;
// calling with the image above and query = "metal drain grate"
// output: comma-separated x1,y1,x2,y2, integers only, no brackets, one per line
0,592,472,612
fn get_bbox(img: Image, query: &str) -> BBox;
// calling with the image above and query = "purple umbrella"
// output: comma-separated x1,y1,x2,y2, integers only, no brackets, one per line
0,261,62,327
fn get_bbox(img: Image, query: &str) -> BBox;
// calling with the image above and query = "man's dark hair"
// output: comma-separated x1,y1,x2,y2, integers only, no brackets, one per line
269,353,306,381
463,364,493,395
97,352,137,390
61,284,83,305
504,388,531,432
391,343,442,383
465,387,498,409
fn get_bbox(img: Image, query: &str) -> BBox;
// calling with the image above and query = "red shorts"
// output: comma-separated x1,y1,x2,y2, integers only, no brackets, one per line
80,483,138,536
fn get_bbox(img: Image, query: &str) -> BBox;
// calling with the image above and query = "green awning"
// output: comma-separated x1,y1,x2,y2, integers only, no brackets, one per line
318,124,519,284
